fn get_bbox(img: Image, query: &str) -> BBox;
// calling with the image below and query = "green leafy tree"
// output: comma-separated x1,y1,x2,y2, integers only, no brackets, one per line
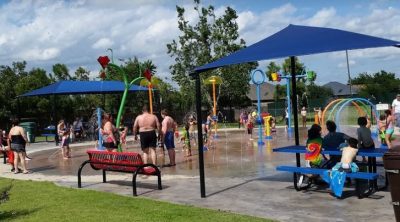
73,67,90,81
351,70,400,103
167,0,257,111
52,63,71,80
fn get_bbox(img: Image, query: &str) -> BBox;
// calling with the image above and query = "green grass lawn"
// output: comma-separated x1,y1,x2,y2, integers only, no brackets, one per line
0,178,273,222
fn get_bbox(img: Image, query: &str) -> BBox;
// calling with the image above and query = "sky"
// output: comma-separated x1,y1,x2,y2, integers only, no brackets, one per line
0,0,399,86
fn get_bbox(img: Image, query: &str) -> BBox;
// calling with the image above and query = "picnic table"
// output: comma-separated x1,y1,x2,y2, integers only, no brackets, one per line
42,125,56,142
273,145,389,197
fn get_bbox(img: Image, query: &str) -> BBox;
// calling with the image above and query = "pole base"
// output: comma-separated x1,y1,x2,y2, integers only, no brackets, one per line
257,140,265,145
265,136,273,140
287,127,293,133
213,134,219,139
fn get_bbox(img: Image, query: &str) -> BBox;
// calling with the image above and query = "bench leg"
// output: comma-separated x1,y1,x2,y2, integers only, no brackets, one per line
77,160,90,188
102,170,106,183
132,171,138,196
355,179,363,199
158,172,162,190
3,152,6,164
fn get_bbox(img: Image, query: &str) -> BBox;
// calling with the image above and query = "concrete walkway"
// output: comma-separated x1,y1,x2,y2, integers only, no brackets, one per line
0,127,396,222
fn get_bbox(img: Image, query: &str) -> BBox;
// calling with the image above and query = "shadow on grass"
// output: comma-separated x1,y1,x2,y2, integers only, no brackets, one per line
0,208,41,221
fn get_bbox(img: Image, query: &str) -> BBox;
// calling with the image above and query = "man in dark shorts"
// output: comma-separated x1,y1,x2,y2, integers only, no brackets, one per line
133,105,161,165
161,109,177,167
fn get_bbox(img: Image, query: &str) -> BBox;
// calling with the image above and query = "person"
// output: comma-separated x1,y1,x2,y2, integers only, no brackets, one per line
284,108,289,130
240,111,248,129
301,107,307,127
384,109,395,149
269,116,276,134
182,124,191,157
339,137,359,172
392,94,400,128
378,114,387,145
357,116,374,162
57,120,71,159
161,109,177,167
188,117,197,146
305,124,323,168
72,117,83,140
8,118,30,174
133,105,161,165
101,113,119,152
313,107,322,125
247,111,255,140
322,120,350,167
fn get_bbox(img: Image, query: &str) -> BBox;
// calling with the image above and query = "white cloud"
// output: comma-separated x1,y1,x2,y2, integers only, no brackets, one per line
338,60,356,68
92,38,114,49
0,0,399,86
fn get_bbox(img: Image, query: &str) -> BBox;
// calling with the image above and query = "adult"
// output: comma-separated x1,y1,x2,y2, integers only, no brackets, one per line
392,94,400,128
240,111,248,129
161,109,177,166
133,105,161,165
8,118,29,174
101,113,119,152
284,108,289,130
322,120,350,166
300,107,307,127
384,109,395,149
73,117,83,140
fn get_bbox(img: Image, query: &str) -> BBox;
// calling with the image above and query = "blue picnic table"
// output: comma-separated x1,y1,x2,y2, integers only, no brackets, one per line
273,145,389,197
42,125,57,142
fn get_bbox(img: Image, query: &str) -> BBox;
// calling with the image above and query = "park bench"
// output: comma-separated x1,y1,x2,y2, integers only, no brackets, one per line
41,133,56,142
276,165,379,198
78,150,162,196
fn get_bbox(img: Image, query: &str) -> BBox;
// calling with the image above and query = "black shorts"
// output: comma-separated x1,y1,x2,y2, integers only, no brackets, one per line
139,131,157,150
103,141,119,149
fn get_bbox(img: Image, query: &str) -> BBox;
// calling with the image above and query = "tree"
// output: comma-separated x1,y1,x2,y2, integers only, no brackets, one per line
74,67,90,81
351,70,400,103
52,63,71,80
266,62,281,81
167,0,257,111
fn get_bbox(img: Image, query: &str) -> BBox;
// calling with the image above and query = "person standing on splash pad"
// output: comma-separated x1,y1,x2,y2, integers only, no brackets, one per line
133,105,160,165
161,109,177,167
392,94,400,130
247,111,255,140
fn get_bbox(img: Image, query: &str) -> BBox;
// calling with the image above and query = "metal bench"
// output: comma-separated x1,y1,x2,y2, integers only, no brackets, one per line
78,150,162,196
41,133,56,142
276,165,379,198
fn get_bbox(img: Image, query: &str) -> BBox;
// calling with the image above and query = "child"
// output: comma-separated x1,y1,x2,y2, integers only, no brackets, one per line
247,112,255,140
305,124,323,168
378,114,387,145
339,137,359,172
182,124,191,156
270,117,276,134
357,116,374,162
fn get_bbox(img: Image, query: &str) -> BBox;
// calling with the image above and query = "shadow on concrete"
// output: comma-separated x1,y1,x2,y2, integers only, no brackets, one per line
30,165,57,173
206,179,256,198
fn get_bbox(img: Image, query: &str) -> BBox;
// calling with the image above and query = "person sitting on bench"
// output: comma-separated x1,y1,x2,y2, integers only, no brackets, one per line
305,124,323,168
338,137,359,173
322,120,350,167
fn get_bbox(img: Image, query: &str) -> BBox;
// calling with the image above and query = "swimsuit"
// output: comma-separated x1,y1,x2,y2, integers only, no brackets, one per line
164,131,175,149
139,130,157,150
10,135,25,152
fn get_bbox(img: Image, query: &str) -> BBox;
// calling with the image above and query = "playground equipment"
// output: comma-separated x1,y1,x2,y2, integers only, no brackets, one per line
321,98,378,133
270,70,316,132
97,49,144,151
263,115,272,140
140,69,160,114
251,69,266,145
204,76,223,138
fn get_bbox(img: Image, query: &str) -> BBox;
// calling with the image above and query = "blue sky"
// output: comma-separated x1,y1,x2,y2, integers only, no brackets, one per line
0,0,399,86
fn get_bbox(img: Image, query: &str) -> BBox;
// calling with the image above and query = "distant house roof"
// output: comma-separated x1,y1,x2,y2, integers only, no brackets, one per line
248,82,276,101
323,81,359,96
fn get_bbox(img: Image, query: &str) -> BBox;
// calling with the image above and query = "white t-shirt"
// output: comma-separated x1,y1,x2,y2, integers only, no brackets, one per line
301,110,307,117
392,99,400,114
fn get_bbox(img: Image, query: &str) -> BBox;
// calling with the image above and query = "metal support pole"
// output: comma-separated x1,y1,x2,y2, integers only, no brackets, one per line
195,74,206,198
291,56,300,146
256,84,264,145
286,77,292,132
346,50,352,97
97,107,104,150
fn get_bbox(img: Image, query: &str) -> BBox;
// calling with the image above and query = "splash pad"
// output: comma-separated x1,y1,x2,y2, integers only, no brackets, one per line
321,98,378,133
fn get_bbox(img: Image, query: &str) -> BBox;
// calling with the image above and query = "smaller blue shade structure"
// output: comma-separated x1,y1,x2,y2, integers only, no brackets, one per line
19,80,148,97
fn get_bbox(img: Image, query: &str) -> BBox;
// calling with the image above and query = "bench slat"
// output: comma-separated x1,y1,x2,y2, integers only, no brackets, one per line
276,165,378,180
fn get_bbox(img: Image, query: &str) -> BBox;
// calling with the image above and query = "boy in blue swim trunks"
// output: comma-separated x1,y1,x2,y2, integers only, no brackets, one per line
161,109,177,167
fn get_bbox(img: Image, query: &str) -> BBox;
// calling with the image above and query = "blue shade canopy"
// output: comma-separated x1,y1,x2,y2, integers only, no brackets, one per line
194,24,400,73
19,80,148,97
